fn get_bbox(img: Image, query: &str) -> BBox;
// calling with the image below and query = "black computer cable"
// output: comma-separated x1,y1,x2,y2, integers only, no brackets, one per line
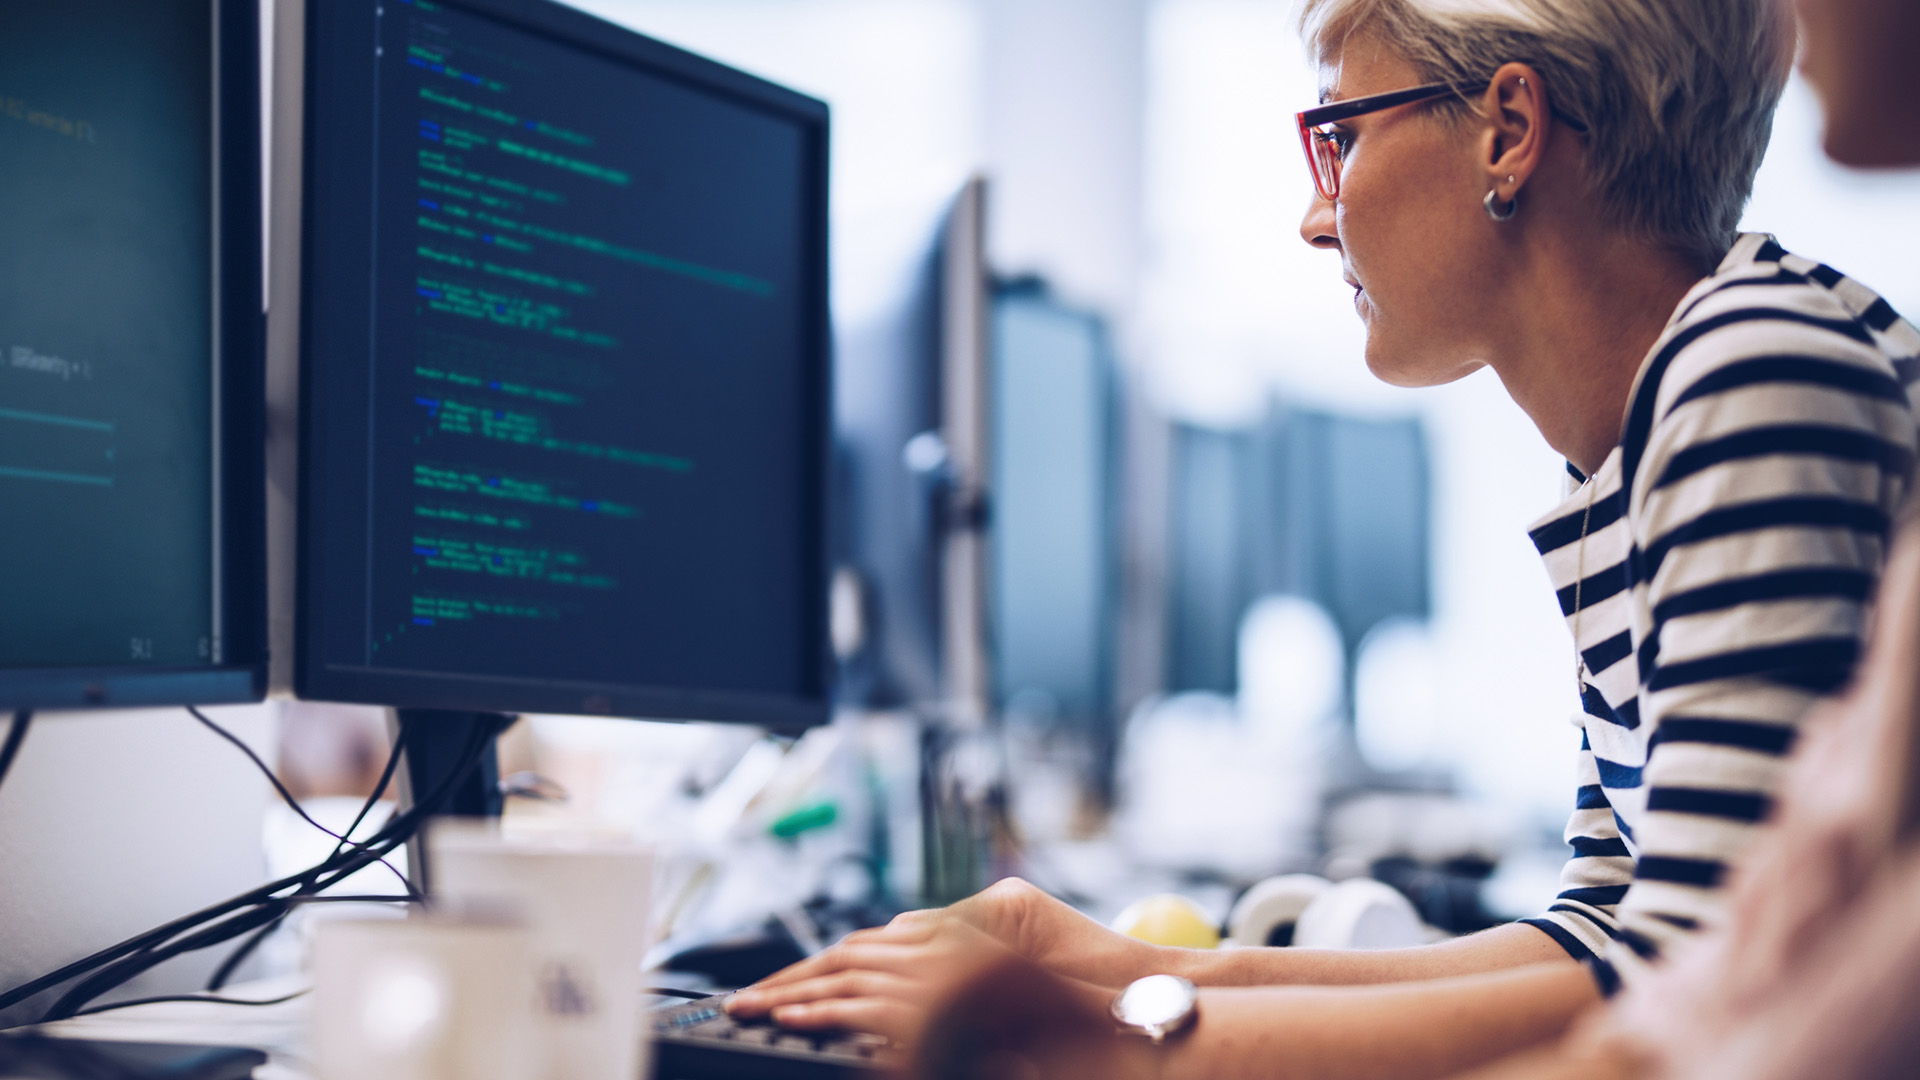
41,822,405,1019
0,714,509,1021
0,710,33,796
37,774,455,1021
206,724,414,991
186,706,343,843
29,718,503,1019
177,709,419,994
186,706,420,903
327,720,409,864
44,903,292,1021
8,715,492,1018
69,987,311,1018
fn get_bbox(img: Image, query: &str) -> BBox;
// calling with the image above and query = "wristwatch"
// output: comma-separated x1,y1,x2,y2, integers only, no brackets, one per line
1110,975,1199,1043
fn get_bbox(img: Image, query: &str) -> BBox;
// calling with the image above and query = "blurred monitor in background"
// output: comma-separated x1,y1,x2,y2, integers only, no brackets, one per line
988,279,1122,755
831,180,991,718
829,229,945,710
1165,406,1432,705
1165,424,1249,696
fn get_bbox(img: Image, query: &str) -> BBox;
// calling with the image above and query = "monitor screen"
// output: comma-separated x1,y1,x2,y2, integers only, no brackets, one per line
0,0,263,708
990,287,1118,729
295,0,831,727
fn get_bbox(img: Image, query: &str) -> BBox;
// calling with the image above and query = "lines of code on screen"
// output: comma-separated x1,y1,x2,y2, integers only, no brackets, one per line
0,0,214,670
337,0,813,697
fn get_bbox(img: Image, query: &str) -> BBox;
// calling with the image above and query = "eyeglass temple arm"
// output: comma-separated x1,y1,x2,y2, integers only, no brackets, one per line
1298,80,1587,134
1297,82,1476,128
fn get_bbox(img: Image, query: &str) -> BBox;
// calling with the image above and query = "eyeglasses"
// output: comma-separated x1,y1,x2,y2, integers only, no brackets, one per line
1296,80,1590,202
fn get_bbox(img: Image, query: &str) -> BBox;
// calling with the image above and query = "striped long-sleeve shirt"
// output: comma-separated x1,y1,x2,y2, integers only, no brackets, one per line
1519,233,1920,993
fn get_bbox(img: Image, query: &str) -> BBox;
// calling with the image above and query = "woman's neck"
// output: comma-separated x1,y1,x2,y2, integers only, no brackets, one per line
1487,230,1708,477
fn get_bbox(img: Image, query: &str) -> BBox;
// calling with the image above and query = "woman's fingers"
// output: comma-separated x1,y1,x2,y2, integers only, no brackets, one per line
769,996,923,1043
729,969,918,1016
745,940,961,999
748,951,838,990
752,920,947,990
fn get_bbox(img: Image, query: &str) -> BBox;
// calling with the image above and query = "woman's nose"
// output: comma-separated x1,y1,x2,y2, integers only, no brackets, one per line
1300,193,1339,251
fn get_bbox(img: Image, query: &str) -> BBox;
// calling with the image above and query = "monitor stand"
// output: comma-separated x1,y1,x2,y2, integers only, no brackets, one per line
391,708,513,896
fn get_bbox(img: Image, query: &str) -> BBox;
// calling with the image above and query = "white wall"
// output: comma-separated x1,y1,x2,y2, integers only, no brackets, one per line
977,0,1150,316
0,705,274,1028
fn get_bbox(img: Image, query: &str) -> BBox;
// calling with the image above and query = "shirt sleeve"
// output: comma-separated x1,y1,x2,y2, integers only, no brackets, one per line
1600,309,1916,989
1521,727,1636,986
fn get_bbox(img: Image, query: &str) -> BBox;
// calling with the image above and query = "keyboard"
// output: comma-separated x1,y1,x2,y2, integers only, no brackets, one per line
652,994,892,1080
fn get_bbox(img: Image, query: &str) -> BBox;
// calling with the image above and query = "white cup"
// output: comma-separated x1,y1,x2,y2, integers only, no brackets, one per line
313,915,537,1080
429,823,655,1080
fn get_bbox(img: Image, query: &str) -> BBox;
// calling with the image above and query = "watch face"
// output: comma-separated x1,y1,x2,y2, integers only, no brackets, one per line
1112,975,1198,1033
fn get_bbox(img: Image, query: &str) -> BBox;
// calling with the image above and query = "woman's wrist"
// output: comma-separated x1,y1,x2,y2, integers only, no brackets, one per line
1157,943,1222,984
1099,940,1194,987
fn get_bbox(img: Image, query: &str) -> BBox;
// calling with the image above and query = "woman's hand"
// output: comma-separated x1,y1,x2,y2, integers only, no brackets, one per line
935,877,1173,988
724,878,1174,1049
724,909,1019,1047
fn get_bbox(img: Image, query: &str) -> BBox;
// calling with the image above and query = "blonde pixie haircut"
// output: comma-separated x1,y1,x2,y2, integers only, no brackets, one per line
1299,0,1794,268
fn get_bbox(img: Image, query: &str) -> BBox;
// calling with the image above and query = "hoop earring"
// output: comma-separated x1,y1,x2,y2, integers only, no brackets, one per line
1483,188,1518,222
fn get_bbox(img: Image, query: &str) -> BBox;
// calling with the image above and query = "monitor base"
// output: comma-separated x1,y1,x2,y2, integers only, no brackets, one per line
393,709,513,896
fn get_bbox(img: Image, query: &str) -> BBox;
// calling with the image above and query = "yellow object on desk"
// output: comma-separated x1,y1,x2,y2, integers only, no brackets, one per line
1110,894,1221,949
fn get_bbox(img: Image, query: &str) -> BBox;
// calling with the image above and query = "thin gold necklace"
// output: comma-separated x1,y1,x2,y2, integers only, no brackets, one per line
1571,477,1598,695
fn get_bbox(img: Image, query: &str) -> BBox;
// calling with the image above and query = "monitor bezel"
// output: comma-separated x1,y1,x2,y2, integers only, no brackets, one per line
0,0,268,711
291,0,835,732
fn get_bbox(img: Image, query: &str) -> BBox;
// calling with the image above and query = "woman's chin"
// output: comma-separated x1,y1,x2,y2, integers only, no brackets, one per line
1362,343,1480,388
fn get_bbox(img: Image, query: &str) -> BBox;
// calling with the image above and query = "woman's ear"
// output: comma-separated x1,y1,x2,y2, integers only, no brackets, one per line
1478,61,1549,205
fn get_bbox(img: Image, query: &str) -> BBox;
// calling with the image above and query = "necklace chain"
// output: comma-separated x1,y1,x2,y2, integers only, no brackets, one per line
1571,479,1597,696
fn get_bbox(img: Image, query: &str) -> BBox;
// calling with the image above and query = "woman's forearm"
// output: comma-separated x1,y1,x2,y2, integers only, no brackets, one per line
1167,922,1578,988
1158,962,1601,1080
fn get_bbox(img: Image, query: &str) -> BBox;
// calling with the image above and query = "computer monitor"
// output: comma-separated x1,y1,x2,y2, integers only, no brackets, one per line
0,0,266,711
1164,405,1431,697
832,179,992,719
1252,407,1431,664
272,0,832,734
988,280,1121,733
1165,423,1251,695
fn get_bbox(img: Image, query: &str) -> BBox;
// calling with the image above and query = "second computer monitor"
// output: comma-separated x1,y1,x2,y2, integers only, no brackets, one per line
0,0,265,710
287,0,831,729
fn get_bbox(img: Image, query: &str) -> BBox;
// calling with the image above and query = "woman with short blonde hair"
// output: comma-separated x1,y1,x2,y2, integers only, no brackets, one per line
725,1,1920,1076
1299,0,1793,268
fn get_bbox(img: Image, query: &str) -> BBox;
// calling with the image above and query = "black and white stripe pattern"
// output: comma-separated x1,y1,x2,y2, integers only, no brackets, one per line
1519,234,1920,993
